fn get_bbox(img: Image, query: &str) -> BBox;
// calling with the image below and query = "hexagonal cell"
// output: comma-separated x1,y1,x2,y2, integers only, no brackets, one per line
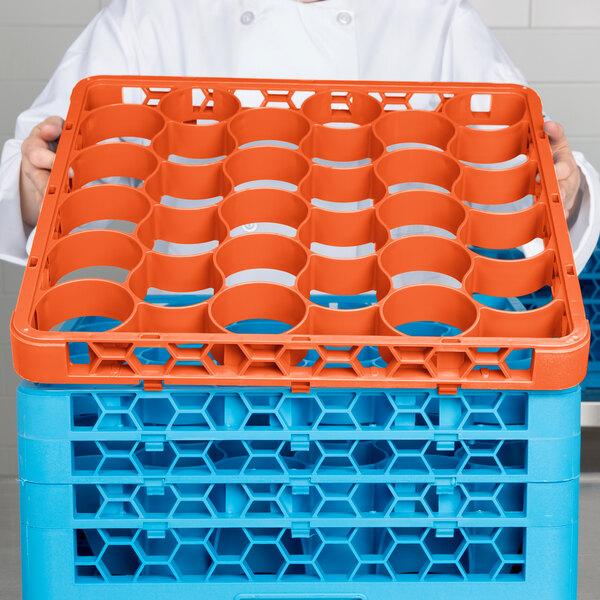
174,528,211,543
316,440,355,474
423,441,467,474
353,440,394,471
246,527,283,542
425,563,465,580
209,528,250,558
277,486,319,517
279,395,320,428
245,543,286,577
351,392,394,428
496,483,525,514
243,391,283,409
495,440,526,472
73,441,103,472
427,395,464,429
353,562,392,580
209,564,249,580
494,528,524,557
207,484,250,517
171,393,210,410
206,393,248,429
207,440,249,472
496,393,527,427
460,543,501,576
463,500,500,517
315,529,354,547
351,528,394,558
391,483,428,516
172,441,211,473
74,485,103,515
316,543,357,577
387,543,429,577
100,544,141,578
409,93,443,111
75,565,104,581
138,564,177,581
423,486,466,517
424,529,465,559
98,500,139,519
171,410,210,430
132,396,176,429
463,412,501,430
173,544,213,578
279,529,322,560
176,483,210,499
133,346,172,366
462,527,498,543
72,393,101,428
97,392,137,411
504,348,533,371
463,391,501,411
245,440,285,473
135,486,178,517
97,412,137,430
316,411,356,430
245,412,284,429
281,563,321,580
352,484,394,516
76,529,105,558
133,442,176,474
388,441,428,474
136,530,178,561
317,391,355,411
318,500,356,517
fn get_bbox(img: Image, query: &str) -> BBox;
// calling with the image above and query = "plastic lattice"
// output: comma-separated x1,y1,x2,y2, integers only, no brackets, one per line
18,383,580,598
10,77,589,389
73,526,525,582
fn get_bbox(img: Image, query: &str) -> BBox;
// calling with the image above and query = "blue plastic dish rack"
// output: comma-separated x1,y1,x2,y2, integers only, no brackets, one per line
17,295,581,600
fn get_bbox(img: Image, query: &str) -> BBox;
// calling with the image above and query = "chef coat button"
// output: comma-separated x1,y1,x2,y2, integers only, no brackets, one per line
337,11,353,26
241,11,255,25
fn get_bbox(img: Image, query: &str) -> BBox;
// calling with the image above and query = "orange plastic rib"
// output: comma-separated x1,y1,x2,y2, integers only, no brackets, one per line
10,77,589,389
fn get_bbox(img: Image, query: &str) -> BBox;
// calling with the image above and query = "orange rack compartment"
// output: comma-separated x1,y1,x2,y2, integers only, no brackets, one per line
10,77,589,390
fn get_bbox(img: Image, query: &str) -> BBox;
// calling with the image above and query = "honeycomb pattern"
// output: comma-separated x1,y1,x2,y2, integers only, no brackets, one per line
71,387,527,433
58,385,534,587
72,438,526,479
75,526,525,583
12,77,587,390
74,481,524,521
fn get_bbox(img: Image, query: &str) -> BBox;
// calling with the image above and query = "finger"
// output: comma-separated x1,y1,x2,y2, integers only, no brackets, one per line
27,168,51,199
39,117,64,143
554,160,573,181
27,147,56,171
544,120,565,145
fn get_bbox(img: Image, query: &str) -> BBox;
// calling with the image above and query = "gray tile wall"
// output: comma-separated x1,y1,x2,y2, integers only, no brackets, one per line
1,0,599,474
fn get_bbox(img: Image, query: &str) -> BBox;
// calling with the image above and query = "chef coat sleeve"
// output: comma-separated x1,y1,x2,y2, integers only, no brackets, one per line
0,0,137,265
446,0,600,274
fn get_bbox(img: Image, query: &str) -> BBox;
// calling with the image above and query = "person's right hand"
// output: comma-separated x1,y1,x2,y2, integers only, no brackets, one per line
19,116,64,228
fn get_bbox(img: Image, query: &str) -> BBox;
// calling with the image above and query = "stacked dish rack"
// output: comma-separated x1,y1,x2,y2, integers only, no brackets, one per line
11,76,589,600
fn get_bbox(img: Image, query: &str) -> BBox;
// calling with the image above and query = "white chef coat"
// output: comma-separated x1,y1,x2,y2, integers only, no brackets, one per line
1,0,599,272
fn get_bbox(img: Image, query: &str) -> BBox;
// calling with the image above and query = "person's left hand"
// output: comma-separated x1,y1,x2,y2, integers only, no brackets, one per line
544,121,581,223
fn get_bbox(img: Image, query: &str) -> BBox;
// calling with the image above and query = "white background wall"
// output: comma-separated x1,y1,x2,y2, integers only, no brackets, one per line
0,0,599,474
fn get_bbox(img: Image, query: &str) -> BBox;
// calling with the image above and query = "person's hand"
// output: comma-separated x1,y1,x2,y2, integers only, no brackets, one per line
19,116,64,228
544,121,582,225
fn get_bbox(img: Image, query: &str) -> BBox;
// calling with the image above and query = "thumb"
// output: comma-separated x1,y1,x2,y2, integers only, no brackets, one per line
544,121,566,146
39,117,64,143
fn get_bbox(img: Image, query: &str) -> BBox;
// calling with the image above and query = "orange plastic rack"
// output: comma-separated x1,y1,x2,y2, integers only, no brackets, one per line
10,76,589,390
